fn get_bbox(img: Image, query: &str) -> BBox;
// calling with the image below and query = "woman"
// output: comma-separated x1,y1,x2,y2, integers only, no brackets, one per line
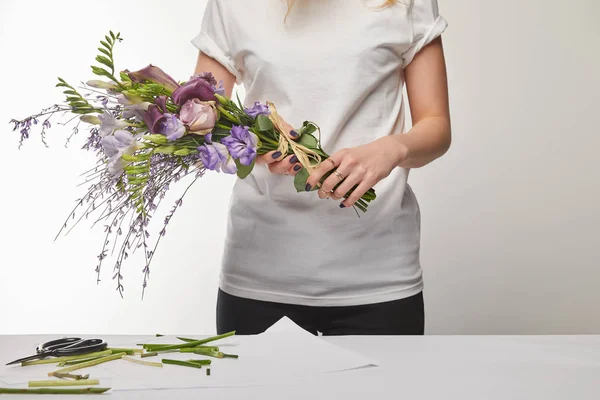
192,0,451,335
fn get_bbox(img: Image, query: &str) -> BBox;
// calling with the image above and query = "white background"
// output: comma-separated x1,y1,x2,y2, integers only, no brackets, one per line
0,0,598,335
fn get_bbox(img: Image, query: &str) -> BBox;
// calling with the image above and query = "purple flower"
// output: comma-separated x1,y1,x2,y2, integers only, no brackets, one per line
101,130,142,177
172,75,216,106
126,65,179,92
143,97,186,141
197,72,217,86
180,99,217,134
197,134,237,174
244,102,270,118
221,125,258,166
99,110,129,137
215,80,225,96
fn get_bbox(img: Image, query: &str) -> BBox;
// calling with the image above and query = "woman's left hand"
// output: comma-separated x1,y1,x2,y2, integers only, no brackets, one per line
305,136,408,208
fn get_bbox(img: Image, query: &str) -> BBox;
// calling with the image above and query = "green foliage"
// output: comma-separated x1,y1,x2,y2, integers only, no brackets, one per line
91,31,123,86
56,77,100,114
235,158,255,179
256,115,274,132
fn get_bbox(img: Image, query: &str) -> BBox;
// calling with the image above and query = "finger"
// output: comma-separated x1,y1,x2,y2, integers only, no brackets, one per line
340,180,373,209
288,162,303,176
320,165,352,196
317,186,333,200
305,154,341,191
256,150,284,165
268,154,299,174
280,120,300,141
330,172,361,203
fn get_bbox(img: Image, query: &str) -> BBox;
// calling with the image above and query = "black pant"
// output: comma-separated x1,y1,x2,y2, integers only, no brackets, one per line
216,289,424,335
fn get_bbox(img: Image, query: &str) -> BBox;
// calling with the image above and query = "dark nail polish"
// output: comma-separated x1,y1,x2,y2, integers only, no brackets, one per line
272,151,282,159
305,183,312,191
294,164,302,172
290,130,298,137
290,155,298,164
339,203,346,208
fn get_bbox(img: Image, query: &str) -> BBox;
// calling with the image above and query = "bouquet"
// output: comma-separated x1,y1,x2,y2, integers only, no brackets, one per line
10,32,376,297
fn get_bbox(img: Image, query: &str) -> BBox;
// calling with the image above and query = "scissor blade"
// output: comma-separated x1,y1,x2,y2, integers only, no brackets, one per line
6,353,46,366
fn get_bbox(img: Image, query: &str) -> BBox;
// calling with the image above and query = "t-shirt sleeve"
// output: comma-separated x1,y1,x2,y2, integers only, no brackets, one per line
191,0,242,82
401,0,448,68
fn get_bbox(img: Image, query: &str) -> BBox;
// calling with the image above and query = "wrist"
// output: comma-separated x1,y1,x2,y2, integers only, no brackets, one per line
380,135,409,166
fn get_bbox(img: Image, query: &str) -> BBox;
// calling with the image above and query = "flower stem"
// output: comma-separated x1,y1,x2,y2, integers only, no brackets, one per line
28,379,99,387
49,353,125,376
146,331,235,352
162,359,203,369
0,388,110,395
21,350,112,366
53,373,89,380
185,359,212,366
107,348,143,355
141,351,158,358
122,356,162,368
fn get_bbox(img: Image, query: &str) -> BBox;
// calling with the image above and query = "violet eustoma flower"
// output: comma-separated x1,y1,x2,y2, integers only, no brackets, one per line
221,125,258,166
244,102,270,118
198,134,237,174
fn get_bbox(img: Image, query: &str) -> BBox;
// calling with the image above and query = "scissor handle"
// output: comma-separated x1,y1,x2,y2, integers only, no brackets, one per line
36,337,82,354
55,339,107,357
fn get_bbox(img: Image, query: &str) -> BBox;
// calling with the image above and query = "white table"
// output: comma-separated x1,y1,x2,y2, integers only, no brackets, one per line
1,334,599,399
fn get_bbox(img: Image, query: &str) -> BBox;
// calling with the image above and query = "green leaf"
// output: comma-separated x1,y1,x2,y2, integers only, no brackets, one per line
120,71,132,81
236,93,245,111
294,168,310,192
98,47,111,58
298,122,317,136
100,40,111,50
62,90,79,96
235,158,255,179
91,66,112,79
110,31,116,40
105,35,112,45
96,55,114,70
154,146,176,154
297,133,319,149
256,115,273,132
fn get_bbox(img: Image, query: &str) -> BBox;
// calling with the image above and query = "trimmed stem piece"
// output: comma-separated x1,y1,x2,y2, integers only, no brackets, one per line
0,388,110,394
122,356,162,368
21,350,112,366
162,359,203,369
49,353,125,376
28,379,99,387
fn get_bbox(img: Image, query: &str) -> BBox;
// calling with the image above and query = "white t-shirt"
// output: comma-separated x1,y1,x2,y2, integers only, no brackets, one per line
192,0,447,306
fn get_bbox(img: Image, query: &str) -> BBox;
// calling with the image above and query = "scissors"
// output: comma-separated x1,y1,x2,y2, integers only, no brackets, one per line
6,337,107,366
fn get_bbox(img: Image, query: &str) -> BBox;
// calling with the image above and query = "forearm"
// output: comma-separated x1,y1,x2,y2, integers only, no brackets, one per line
387,115,451,169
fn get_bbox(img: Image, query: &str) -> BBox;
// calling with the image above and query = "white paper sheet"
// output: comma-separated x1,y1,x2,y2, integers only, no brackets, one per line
1,317,378,391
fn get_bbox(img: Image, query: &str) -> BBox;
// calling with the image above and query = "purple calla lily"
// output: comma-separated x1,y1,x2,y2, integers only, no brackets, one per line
126,65,180,92
172,75,216,106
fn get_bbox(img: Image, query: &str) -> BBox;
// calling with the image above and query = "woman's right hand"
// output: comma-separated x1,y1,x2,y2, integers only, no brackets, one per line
255,119,304,176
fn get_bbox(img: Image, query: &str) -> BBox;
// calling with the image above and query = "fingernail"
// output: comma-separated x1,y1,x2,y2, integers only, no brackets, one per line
339,203,346,208
272,151,282,159
290,130,298,137
290,155,298,164
294,164,301,172
305,183,312,191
